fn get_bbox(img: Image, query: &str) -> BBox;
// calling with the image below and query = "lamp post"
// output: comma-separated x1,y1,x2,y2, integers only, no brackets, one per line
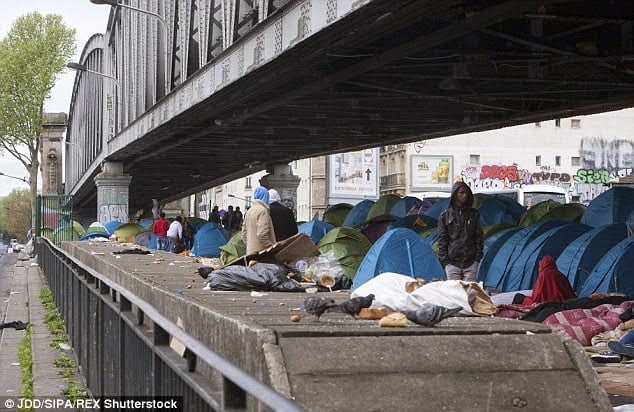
228,194,249,202
67,62,119,84
67,62,119,139
90,0,169,96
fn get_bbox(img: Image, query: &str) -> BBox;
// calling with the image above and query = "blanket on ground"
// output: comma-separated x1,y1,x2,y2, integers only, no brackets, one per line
542,301,633,346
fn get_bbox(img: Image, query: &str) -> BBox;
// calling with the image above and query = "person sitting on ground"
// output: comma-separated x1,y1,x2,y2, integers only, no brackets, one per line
241,187,276,255
517,255,576,306
268,189,298,242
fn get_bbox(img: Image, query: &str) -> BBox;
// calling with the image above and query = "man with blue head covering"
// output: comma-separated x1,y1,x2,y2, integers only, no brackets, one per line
241,186,276,255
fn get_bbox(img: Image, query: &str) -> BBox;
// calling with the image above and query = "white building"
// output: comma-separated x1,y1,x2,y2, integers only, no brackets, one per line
193,108,634,218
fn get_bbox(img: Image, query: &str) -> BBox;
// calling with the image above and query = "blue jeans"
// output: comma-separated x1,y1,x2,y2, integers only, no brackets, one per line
157,236,169,251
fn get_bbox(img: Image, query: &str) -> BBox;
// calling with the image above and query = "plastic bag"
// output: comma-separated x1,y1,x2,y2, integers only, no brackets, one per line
305,251,346,287
206,263,304,292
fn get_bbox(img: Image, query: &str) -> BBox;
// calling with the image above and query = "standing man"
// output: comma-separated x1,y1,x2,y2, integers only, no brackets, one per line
241,187,276,255
437,182,483,282
166,216,183,253
268,189,298,242
153,212,170,251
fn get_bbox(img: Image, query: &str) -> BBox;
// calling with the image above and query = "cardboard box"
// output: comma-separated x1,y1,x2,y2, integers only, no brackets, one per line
274,233,319,267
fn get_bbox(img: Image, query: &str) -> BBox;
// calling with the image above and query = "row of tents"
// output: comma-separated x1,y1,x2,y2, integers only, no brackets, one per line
41,187,634,296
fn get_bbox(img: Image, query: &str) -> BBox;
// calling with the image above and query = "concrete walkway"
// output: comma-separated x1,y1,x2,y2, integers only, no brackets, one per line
0,253,85,405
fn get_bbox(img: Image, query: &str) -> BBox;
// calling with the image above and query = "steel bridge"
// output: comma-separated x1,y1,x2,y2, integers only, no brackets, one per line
66,0,634,219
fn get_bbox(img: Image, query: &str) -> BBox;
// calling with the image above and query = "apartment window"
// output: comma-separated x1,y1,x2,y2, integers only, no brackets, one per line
571,156,580,166
536,155,542,166
469,154,480,165
535,122,541,127
555,155,561,166
555,119,561,127
571,119,581,128
245,176,252,189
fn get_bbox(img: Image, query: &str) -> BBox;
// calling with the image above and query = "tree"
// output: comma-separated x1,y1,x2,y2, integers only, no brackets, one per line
0,189,32,242
0,13,75,225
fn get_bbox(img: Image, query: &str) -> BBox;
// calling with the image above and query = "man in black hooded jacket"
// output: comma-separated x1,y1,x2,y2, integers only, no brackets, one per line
437,182,484,282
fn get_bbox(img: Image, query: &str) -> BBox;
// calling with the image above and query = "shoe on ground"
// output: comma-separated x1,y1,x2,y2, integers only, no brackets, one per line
608,341,634,358
590,351,622,363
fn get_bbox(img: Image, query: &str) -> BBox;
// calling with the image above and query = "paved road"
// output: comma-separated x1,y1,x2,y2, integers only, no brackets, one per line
0,252,18,321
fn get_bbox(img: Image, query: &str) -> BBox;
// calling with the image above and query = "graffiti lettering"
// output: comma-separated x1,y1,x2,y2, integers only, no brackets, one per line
531,172,571,183
573,169,611,184
99,204,128,224
480,165,518,182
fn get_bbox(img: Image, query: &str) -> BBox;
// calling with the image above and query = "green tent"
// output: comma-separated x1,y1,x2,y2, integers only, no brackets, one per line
316,227,371,279
539,203,586,223
113,223,147,241
219,231,246,266
366,194,401,221
40,226,54,240
71,220,86,237
483,223,516,239
322,203,353,227
53,226,81,245
517,200,562,227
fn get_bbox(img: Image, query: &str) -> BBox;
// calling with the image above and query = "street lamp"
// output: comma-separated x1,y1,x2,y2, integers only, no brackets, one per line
66,62,119,85
90,0,169,96
228,194,249,202
0,172,29,184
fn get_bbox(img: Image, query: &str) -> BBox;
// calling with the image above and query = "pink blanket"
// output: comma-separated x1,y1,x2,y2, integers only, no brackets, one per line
542,301,632,346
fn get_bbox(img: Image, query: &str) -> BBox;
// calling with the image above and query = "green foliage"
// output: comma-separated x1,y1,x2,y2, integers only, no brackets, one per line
0,13,75,224
40,288,68,347
0,188,31,240
17,323,33,402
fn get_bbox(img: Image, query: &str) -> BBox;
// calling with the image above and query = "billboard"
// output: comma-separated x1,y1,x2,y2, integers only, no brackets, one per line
410,155,454,190
328,149,378,198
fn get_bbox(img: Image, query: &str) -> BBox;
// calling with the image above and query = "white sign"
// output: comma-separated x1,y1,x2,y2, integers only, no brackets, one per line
329,149,378,198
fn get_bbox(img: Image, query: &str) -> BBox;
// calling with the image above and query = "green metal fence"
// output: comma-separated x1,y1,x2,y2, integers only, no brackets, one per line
36,195,75,244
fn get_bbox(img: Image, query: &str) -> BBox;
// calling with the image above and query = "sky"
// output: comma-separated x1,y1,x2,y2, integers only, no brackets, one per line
0,1,111,197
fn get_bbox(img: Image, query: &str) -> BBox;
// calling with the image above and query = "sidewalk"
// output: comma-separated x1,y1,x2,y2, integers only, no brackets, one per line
0,253,84,405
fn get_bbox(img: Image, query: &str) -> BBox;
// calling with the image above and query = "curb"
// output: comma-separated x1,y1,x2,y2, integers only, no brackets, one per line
0,253,86,401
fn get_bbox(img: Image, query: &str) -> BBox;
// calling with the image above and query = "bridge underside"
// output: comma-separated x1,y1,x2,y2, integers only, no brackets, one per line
84,0,634,214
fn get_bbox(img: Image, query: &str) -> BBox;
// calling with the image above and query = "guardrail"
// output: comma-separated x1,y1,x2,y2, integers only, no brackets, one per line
36,237,302,411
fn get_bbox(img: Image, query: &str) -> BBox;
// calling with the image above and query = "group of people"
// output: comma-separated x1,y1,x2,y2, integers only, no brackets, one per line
208,205,243,237
152,213,189,253
151,186,296,255
241,187,297,255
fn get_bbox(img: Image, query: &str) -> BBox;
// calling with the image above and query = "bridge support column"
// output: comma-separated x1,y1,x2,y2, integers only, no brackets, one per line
259,164,301,215
94,162,132,225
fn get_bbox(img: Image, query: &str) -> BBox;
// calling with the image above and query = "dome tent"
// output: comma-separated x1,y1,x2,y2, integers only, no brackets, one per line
317,226,372,279
353,228,444,290
298,220,334,244
342,199,375,228
556,223,632,293
580,186,634,227
191,223,228,257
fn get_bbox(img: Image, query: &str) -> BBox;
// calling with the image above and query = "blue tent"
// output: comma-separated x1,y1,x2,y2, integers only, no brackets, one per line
423,198,450,220
80,231,110,241
477,195,525,226
191,223,228,257
506,223,592,290
390,196,424,218
391,214,438,234
480,220,569,291
342,199,375,228
135,231,158,249
139,217,154,229
580,187,634,227
556,223,631,293
297,220,334,244
478,227,522,284
352,228,445,289
578,236,634,297
104,220,123,235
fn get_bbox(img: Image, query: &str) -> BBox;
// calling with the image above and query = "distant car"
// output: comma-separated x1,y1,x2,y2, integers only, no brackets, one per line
11,243,23,253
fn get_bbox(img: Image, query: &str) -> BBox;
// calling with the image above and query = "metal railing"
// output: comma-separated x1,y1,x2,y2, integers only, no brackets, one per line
36,238,302,412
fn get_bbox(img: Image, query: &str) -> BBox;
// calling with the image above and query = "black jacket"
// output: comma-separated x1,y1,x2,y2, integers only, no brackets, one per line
437,182,484,268
269,202,298,242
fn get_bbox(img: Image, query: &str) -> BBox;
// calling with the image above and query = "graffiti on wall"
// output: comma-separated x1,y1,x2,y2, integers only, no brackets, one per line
579,138,634,170
99,204,128,223
460,164,573,190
